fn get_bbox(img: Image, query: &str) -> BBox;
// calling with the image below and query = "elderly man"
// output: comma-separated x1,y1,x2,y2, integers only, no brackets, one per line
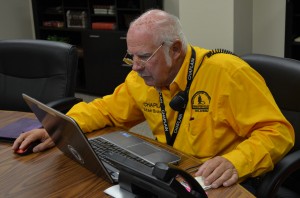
13,9,294,195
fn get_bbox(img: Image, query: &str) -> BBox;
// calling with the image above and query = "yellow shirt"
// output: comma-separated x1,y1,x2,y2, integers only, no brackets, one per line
67,45,294,180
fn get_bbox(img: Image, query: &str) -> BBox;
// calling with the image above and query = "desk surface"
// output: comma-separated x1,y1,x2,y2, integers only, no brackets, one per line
0,110,255,198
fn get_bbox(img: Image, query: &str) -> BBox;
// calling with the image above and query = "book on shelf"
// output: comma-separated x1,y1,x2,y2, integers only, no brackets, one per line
92,22,116,30
43,21,64,28
66,10,87,28
93,5,115,15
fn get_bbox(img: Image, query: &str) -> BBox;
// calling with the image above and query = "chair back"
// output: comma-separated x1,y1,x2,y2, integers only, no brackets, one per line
0,39,78,112
241,54,300,152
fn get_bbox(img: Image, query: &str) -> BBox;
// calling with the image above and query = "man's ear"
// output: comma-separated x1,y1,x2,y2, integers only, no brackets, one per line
170,40,182,59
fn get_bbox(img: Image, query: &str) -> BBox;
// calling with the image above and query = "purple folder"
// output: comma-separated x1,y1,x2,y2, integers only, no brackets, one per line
0,117,42,142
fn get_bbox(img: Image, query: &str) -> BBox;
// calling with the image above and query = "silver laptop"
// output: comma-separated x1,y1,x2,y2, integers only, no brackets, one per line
22,94,181,183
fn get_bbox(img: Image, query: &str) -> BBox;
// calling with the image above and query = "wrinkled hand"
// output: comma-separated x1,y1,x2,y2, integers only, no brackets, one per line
195,156,238,188
12,128,55,153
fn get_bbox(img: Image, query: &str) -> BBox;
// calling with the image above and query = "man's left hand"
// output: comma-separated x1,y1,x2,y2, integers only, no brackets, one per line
195,156,238,188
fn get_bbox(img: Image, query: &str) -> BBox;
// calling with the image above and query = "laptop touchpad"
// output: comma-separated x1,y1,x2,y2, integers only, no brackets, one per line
127,143,160,156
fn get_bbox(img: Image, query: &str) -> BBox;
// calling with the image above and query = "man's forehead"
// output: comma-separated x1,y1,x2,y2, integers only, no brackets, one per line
127,29,155,49
126,42,154,54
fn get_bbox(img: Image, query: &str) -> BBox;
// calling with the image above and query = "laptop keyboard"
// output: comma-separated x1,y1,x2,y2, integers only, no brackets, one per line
89,137,154,168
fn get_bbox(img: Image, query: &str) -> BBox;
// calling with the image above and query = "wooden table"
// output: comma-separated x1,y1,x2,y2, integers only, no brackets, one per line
0,110,255,197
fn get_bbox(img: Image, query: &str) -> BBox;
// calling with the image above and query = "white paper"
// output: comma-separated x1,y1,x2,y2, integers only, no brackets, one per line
194,176,212,190
104,184,136,198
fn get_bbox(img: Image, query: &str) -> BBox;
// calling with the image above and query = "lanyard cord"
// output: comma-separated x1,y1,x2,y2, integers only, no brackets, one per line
159,92,185,146
159,47,196,146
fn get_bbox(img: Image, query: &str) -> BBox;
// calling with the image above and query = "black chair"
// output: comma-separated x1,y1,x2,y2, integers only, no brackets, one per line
241,54,300,198
0,39,82,113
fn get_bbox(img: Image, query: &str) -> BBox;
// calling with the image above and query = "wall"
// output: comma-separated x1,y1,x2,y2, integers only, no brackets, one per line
234,0,253,55
163,0,179,17
252,0,286,57
179,0,236,51
0,0,287,57
0,0,34,39
179,0,286,57
179,0,253,56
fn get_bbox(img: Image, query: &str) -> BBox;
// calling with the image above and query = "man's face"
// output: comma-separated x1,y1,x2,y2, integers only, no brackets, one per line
126,28,174,87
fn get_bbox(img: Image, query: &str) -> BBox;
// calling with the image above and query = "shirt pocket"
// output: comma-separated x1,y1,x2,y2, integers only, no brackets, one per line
188,109,213,136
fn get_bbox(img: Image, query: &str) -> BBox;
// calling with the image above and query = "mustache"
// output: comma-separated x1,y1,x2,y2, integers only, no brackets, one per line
138,72,147,77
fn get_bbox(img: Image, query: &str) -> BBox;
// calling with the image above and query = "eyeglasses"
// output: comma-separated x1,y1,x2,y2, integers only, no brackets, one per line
123,42,164,66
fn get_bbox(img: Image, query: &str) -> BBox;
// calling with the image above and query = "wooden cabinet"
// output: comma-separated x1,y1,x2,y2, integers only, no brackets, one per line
285,0,300,60
31,0,163,95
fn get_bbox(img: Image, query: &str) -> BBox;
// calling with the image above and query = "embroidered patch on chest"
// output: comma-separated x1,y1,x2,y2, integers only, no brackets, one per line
191,91,211,112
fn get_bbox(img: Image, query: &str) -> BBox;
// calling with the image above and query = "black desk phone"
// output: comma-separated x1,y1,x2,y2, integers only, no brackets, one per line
105,152,208,198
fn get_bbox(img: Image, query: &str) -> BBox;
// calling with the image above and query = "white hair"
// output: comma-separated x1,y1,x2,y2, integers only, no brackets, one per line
129,9,188,54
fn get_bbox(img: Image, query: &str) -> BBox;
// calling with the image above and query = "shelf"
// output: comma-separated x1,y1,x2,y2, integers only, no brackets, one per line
40,27,86,32
64,6,88,10
292,42,300,46
44,6,63,14
91,13,116,17
44,12,64,15
32,0,163,95
117,8,141,11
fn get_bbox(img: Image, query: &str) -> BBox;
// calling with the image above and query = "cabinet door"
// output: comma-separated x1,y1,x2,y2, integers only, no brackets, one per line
285,0,300,60
83,30,131,95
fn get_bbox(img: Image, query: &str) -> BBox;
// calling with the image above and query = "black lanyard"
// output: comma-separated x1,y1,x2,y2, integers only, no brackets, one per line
159,47,196,146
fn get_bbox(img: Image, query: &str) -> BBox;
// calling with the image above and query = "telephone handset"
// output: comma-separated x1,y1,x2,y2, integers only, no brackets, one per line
152,162,208,198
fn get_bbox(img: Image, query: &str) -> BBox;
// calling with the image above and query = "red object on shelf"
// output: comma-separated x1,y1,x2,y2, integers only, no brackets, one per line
92,22,115,30
43,21,64,28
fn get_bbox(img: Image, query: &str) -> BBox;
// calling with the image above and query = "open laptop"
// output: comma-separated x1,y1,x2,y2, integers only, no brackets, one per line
22,94,181,183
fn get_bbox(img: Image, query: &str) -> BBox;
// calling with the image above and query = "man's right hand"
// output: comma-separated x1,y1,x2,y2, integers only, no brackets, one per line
12,128,55,153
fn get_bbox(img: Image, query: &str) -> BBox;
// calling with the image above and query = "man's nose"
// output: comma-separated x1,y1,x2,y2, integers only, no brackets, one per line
131,58,145,71
132,63,145,71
